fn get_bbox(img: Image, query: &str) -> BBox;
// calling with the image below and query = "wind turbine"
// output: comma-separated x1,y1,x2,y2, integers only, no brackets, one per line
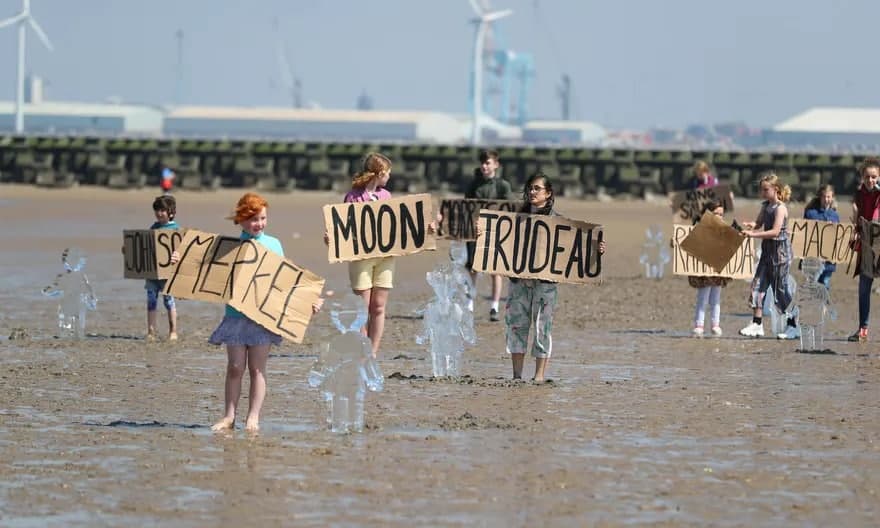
0,0,53,133
273,18,302,108
467,0,511,144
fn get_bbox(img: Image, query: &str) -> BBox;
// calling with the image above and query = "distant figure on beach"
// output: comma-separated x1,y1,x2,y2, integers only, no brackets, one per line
691,160,718,189
160,167,176,195
145,195,180,342
465,149,514,321
802,184,839,290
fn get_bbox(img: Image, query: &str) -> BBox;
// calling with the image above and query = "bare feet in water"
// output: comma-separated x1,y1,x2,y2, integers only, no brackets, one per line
211,417,234,431
168,332,178,341
244,418,259,432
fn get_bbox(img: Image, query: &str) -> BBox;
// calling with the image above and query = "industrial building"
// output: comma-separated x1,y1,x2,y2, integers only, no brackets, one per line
767,107,880,150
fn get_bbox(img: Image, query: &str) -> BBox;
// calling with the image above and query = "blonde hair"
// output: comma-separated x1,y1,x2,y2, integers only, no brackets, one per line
805,184,836,211
759,171,791,203
351,152,392,189
693,160,711,176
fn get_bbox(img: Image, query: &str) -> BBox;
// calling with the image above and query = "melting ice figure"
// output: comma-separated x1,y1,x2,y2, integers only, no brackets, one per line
41,248,97,338
640,225,670,279
796,257,837,351
417,260,476,377
308,293,383,433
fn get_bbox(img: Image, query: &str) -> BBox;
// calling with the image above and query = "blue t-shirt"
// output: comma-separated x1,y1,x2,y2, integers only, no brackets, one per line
150,220,180,230
803,207,839,273
225,231,285,318
145,220,180,289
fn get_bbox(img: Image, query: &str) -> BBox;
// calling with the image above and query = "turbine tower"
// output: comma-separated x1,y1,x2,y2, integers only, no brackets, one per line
467,0,511,144
0,0,53,134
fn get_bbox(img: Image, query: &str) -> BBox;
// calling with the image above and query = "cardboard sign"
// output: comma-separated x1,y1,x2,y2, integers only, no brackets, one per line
672,224,754,279
163,229,324,343
670,184,734,222
436,198,520,240
789,219,857,268
472,210,603,285
860,219,880,278
122,228,186,280
679,211,745,273
323,194,437,263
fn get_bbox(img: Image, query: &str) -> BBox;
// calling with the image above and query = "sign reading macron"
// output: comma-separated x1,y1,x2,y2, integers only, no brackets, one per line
473,210,603,284
162,229,324,343
322,194,436,263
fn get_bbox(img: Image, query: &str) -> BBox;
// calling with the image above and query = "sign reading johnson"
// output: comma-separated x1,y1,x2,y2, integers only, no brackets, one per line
162,229,324,344
323,194,436,263
472,210,603,285
122,228,185,280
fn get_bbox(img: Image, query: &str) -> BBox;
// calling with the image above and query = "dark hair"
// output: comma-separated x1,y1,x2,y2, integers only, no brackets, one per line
520,172,554,214
478,149,500,164
694,199,723,225
858,156,880,177
152,195,176,219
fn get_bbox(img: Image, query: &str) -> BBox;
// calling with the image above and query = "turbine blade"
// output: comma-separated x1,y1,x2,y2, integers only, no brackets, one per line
483,9,513,22
467,0,482,15
0,14,26,30
28,17,53,51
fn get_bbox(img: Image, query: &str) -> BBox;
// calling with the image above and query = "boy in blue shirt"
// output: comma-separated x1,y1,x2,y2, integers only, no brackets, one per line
146,195,180,341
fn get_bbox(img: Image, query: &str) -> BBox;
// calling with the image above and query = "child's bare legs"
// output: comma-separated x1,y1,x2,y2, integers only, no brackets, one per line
167,307,178,341
244,344,270,431
511,353,525,379
212,345,248,431
146,310,158,340
534,357,549,382
354,287,390,357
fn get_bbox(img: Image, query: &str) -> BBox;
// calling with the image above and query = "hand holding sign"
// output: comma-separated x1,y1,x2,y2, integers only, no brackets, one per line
680,211,746,273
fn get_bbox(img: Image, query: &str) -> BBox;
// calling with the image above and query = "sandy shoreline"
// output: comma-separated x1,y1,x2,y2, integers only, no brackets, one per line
0,184,877,526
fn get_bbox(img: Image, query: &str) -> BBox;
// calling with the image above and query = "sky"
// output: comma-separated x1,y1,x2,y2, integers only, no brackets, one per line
0,0,877,130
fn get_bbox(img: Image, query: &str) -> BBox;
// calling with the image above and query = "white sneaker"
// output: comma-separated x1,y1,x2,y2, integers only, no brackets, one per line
692,326,704,337
777,325,801,340
711,326,723,337
739,322,764,337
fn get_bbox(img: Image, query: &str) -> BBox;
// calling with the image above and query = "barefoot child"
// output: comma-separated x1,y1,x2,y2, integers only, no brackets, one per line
208,192,319,432
504,172,606,381
146,195,179,341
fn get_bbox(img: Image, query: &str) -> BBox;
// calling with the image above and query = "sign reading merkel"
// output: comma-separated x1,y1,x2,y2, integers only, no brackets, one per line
472,210,603,284
163,229,324,343
323,194,437,263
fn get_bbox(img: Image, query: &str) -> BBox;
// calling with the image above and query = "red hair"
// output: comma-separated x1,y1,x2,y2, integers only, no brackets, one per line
231,192,268,224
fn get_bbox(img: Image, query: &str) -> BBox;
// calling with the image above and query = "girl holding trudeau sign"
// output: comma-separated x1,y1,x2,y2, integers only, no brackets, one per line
689,200,730,337
803,184,839,290
208,193,290,432
146,195,179,342
739,173,798,340
505,173,606,381
848,158,880,342
343,152,396,357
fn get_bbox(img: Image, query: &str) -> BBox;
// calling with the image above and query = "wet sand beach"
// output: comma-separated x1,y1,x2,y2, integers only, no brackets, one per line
0,185,878,526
